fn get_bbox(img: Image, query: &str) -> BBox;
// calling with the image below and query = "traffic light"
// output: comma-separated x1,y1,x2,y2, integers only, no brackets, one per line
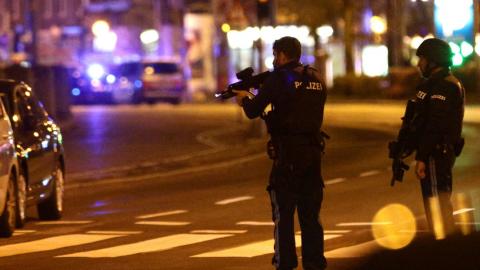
257,0,272,25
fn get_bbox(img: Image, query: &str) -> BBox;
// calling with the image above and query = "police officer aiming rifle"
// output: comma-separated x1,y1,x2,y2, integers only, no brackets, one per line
390,38,465,237
234,36,327,270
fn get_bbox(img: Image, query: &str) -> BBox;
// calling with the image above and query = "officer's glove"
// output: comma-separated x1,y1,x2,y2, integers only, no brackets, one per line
232,90,254,106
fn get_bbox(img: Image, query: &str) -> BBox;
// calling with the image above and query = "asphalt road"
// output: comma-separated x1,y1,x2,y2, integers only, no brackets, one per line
0,102,479,270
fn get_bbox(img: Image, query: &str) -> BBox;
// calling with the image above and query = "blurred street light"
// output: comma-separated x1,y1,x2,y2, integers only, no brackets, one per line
221,23,231,33
316,25,334,44
140,29,160,44
370,16,387,35
91,20,110,37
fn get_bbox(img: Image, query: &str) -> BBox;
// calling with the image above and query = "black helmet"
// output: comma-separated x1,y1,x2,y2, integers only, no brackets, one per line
416,38,453,67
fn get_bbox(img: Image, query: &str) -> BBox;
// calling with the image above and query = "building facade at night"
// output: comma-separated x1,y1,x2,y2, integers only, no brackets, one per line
0,0,85,65
0,0,185,67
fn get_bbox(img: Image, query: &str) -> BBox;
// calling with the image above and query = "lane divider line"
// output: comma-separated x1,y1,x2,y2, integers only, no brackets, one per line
455,222,480,225
337,222,393,227
135,221,191,226
86,231,143,235
12,230,36,236
136,210,188,219
190,230,247,234
236,221,274,226
324,230,352,234
325,178,346,185
453,208,475,215
35,221,94,225
215,196,254,205
359,170,381,178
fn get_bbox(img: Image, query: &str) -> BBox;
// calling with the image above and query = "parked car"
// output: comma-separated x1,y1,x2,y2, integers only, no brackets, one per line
70,61,143,104
0,80,66,225
0,95,20,237
141,60,187,104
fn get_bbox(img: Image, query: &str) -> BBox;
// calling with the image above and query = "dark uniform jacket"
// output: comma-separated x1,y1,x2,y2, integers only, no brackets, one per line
414,68,465,162
241,61,326,136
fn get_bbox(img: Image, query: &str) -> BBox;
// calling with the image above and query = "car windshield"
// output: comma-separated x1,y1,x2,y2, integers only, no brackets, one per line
143,63,179,74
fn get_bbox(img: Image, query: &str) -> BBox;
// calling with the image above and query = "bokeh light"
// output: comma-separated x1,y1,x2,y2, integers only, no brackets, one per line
372,204,416,250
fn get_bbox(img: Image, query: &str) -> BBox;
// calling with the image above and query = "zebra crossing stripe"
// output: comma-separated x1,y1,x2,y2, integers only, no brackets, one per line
0,234,124,257
57,233,233,258
324,240,381,258
191,236,301,258
191,234,342,258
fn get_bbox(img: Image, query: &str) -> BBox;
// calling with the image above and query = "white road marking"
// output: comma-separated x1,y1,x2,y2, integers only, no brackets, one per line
236,221,274,226
453,208,475,215
337,222,392,227
0,234,123,257
135,221,191,226
324,230,351,234
359,170,381,177
136,210,188,219
12,230,36,236
324,235,342,240
192,234,342,258
190,230,247,234
87,231,142,235
325,178,346,185
58,233,233,258
215,196,254,205
325,240,382,258
35,221,94,225
191,235,302,258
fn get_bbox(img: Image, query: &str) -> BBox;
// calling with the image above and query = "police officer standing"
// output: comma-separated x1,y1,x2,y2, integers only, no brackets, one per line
413,38,465,237
234,36,327,270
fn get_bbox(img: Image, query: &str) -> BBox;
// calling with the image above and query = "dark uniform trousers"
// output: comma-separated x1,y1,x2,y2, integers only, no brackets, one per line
421,145,456,237
268,141,326,270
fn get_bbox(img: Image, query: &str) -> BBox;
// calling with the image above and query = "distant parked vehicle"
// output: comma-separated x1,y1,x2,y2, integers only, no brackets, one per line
141,60,187,104
70,62,143,104
0,80,66,225
0,95,20,237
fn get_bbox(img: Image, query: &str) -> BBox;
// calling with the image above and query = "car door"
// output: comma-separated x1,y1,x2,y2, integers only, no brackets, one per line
13,87,52,194
0,97,13,211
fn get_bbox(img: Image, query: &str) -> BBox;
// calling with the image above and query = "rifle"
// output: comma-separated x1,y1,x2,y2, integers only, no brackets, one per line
388,99,418,186
215,67,271,99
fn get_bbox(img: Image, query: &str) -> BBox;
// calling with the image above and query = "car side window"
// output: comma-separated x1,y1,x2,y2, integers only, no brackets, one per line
15,91,34,126
25,91,48,120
